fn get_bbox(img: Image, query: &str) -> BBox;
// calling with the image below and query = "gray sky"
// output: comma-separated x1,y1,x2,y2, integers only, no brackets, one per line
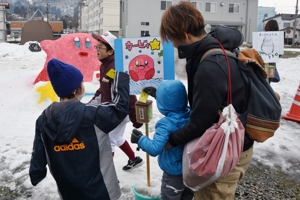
258,0,297,14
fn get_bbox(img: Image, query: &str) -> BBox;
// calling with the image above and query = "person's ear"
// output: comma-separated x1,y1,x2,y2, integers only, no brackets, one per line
108,49,114,56
184,32,189,41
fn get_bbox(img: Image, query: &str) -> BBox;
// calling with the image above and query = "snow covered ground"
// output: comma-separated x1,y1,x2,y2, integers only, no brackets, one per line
0,42,299,199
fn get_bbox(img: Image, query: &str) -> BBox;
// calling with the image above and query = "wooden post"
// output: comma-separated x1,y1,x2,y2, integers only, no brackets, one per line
145,123,150,187
135,100,153,187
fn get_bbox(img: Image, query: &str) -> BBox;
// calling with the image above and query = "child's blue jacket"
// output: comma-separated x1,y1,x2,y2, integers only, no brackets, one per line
138,80,190,176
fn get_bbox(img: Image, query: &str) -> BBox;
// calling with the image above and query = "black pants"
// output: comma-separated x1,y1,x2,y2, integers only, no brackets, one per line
161,172,194,200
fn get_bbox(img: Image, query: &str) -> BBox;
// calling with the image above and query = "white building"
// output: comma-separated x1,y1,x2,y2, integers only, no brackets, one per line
0,2,9,42
263,14,300,45
79,0,258,43
79,1,88,32
79,0,120,36
263,14,299,31
120,0,258,43
283,18,300,45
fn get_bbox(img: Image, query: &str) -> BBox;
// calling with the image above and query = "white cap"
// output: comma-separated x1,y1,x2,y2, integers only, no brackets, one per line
92,31,116,50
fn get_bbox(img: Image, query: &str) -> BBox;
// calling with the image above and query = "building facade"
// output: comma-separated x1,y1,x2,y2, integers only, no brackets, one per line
8,21,63,41
79,0,120,36
263,14,300,44
78,0,258,43
120,0,258,43
0,3,9,42
264,14,300,30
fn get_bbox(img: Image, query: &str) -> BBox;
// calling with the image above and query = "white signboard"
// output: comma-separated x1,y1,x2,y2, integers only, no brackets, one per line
115,37,175,94
252,31,284,63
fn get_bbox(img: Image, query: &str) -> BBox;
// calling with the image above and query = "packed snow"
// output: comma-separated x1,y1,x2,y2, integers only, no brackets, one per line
0,42,299,199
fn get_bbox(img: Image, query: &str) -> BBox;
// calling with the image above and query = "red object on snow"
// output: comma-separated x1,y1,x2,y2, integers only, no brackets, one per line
282,84,300,123
34,33,101,84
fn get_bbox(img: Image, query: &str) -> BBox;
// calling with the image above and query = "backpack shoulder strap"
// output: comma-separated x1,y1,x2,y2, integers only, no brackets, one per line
200,48,237,63
201,48,268,78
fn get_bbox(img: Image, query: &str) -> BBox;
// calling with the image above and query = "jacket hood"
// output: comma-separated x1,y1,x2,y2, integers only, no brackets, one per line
178,25,244,59
42,100,85,143
209,25,244,49
156,80,189,116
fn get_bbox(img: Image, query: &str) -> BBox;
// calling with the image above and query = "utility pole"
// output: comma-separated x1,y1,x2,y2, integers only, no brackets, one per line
79,1,82,30
46,3,49,22
245,0,249,43
292,0,298,46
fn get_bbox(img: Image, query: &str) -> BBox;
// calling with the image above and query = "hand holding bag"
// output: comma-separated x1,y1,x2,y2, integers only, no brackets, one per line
182,40,245,191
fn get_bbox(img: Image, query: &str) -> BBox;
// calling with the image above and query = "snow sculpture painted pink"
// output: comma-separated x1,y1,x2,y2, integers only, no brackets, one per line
34,33,101,84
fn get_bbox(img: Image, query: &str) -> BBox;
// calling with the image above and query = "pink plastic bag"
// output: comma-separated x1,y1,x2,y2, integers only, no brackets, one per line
182,104,244,191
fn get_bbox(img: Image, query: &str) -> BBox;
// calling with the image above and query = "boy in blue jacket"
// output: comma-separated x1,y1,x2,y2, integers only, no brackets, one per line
131,80,194,200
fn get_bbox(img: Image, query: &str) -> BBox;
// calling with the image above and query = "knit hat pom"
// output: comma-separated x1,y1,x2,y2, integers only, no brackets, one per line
47,58,83,97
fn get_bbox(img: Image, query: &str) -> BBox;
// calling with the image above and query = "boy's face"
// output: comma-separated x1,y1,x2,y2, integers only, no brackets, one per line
95,41,114,61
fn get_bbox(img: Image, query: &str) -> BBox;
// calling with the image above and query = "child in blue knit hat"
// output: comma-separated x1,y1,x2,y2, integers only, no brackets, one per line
29,58,130,200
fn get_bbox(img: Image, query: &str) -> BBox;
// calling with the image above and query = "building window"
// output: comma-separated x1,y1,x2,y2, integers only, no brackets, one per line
100,18,103,25
13,32,19,38
283,22,290,28
229,3,239,13
205,2,216,13
161,1,172,10
100,7,103,14
141,30,150,36
191,1,203,11
141,22,150,26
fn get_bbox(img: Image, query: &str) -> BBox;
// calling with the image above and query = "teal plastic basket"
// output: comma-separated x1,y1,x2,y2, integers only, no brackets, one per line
132,185,161,200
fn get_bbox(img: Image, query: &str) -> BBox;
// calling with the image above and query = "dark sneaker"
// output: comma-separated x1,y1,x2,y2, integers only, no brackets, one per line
181,187,194,200
122,156,143,171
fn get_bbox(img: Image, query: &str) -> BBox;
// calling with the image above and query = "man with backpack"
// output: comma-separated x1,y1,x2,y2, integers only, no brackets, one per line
159,2,253,199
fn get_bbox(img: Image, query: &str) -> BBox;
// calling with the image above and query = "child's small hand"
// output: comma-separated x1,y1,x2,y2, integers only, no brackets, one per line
131,129,144,144
143,87,157,99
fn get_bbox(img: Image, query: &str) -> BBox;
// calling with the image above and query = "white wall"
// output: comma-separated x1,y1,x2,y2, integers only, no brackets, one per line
81,0,119,35
120,0,258,43
101,0,120,35
0,6,6,42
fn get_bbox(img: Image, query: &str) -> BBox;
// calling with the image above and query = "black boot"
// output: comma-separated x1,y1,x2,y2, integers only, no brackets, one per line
181,186,194,200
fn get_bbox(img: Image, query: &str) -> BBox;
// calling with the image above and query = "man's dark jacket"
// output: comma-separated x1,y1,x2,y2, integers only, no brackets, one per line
169,26,253,151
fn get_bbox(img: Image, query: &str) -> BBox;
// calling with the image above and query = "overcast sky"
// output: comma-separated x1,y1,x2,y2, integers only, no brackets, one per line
258,0,297,14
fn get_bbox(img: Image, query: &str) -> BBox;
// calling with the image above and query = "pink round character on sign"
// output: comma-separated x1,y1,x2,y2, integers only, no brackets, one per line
129,55,155,82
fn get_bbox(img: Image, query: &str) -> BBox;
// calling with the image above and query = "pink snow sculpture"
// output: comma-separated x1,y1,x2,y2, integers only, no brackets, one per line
34,33,101,84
